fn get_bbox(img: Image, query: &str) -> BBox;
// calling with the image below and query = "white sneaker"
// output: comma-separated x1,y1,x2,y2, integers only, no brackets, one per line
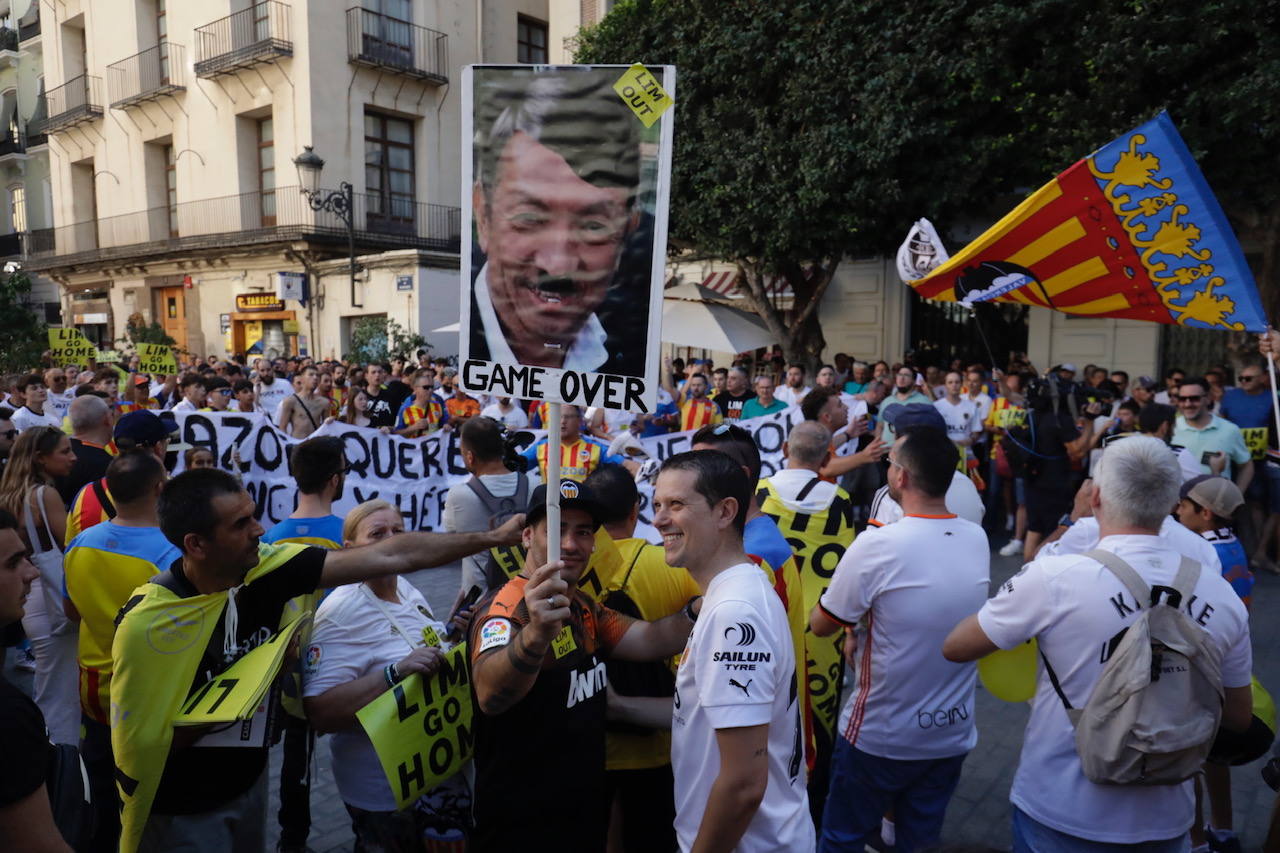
998,539,1023,558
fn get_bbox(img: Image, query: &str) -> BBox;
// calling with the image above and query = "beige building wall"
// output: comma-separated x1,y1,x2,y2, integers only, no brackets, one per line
31,0,544,360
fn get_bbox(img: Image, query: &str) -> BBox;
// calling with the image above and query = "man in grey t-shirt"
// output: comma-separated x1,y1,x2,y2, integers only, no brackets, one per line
444,417,530,595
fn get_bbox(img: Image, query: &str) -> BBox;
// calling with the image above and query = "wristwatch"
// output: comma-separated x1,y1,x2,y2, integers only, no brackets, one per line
1058,513,1074,528
683,596,702,623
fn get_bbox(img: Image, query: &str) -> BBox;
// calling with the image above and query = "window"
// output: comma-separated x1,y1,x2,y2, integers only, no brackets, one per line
258,117,275,226
360,0,412,68
157,0,169,83
364,112,414,233
253,0,271,42
9,186,25,232
164,145,177,237
517,16,547,64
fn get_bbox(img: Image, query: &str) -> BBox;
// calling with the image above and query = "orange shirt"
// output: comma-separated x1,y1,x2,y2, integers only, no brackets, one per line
445,394,482,420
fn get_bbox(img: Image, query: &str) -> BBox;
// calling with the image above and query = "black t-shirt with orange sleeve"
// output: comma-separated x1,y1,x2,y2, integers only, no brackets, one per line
468,575,633,852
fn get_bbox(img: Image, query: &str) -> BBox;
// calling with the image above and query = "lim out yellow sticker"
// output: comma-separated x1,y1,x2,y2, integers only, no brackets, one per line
613,64,672,127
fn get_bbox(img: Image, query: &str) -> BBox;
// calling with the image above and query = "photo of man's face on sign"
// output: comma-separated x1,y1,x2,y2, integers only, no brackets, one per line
460,65,674,414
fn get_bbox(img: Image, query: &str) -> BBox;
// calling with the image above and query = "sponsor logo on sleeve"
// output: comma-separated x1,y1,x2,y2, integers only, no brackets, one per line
304,644,322,673
723,622,756,646
729,677,753,697
478,618,513,653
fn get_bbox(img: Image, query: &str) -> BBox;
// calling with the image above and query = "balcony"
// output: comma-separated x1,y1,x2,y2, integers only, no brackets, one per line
24,186,462,270
195,2,292,79
108,43,187,109
346,8,448,84
0,26,18,55
29,75,104,134
0,232,22,258
0,131,26,161
17,10,38,43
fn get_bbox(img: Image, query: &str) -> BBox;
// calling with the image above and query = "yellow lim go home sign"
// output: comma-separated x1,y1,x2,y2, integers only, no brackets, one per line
48,328,98,366
356,643,475,809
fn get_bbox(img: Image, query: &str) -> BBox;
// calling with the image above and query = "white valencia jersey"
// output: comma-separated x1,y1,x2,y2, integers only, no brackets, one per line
672,563,814,853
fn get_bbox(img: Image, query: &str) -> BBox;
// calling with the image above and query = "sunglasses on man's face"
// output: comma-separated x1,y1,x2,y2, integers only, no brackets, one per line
1240,375,1262,383
1177,394,1204,402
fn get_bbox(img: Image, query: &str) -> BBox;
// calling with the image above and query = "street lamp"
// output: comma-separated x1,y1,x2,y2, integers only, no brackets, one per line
293,145,361,308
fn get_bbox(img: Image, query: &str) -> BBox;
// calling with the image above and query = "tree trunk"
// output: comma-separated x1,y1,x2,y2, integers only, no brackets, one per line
735,258,838,374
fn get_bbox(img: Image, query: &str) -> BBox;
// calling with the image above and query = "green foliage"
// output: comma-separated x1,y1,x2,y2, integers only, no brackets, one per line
347,316,429,364
577,0,1280,347
118,318,176,350
0,267,48,373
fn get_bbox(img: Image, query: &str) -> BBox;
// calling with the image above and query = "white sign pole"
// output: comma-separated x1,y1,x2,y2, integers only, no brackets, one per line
546,401,562,565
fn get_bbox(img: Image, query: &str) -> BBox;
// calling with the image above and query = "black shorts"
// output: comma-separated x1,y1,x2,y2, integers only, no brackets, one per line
1024,486,1071,535
603,765,676,853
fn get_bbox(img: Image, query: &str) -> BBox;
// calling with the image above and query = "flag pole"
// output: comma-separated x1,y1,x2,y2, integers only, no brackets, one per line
968,304,1000,372
546,402,562,565
1265,328,1280,469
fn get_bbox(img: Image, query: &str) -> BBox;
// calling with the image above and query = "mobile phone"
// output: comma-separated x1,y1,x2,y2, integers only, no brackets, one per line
445,585,484,641
1201,450,1221,465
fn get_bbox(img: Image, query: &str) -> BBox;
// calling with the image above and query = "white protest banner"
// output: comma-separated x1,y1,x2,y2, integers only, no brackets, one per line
458,64,676,415
169,405,802,542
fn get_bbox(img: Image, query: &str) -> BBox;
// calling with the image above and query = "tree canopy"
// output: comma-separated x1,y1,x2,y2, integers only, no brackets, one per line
575,0,1280,365
0,267,48,374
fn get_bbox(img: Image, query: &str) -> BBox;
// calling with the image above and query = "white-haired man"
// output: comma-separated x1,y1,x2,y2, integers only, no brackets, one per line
944,436,1253,850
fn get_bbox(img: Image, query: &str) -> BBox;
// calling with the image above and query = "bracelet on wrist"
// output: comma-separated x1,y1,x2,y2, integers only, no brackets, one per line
683,596,702,623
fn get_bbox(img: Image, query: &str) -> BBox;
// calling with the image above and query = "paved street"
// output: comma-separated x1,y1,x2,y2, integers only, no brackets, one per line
7,546,1279,851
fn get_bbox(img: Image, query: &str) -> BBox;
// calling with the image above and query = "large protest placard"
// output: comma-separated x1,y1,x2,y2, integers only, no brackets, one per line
168,405,799,539
458,64,676,414
48,327,97,367
356,644,474,809
136,342,177,374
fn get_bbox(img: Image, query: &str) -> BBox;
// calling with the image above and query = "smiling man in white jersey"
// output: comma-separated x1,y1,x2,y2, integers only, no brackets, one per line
654,449,814,853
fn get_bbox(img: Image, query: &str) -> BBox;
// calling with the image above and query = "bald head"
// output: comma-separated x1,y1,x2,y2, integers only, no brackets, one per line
785,421,831,471
69,393,110,434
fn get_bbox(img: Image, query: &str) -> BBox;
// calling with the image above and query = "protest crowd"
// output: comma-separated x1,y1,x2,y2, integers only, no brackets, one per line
1,333,1280,853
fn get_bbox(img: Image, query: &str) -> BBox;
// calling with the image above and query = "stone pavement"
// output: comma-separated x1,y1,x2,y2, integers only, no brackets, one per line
8,548,1280,851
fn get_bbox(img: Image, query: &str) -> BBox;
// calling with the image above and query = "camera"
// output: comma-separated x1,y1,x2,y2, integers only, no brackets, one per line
1027,374,1113,417
501,428,534,473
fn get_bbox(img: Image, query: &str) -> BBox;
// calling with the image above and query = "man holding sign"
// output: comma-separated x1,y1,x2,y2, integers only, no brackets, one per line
110,469,524,853
468,479,698,853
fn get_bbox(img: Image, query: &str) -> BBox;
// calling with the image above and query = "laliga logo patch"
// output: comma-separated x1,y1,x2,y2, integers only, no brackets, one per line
478,617,512,653
559,481,580,500
304,644,322,671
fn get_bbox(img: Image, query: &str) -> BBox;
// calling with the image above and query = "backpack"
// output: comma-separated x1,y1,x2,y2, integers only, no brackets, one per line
1043,549,1224,786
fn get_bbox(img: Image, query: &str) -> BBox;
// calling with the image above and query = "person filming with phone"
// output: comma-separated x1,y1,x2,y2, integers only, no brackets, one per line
1172,376,1253,492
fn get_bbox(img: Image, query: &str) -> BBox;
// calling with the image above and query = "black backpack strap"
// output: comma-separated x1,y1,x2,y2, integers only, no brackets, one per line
616,544,647,594
294,394,321,429
1039,646,1074,711
91,478,116,520
795,476,823,502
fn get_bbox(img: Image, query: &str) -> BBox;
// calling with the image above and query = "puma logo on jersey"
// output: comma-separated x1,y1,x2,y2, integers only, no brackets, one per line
729,678,753,697
566,659,608,708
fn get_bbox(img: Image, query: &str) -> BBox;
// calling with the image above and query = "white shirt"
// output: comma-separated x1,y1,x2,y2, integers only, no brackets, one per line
831,396,868,454
868,472,985,527
170,398,199,415
774,385,811,407
45,390,73,422
934,397,982,443
303,579,449,811
256,380,290,417
966,391,994,430
820,516,989,760
585,405,636,439
10,406,62,432
672,563,813,853
473,264,610,372
480,402,530,430
977,534,1251,843
1037,516,1223,576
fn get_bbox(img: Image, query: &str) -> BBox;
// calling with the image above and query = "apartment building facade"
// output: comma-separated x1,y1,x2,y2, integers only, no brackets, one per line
24,0,548,360
2,0,59,323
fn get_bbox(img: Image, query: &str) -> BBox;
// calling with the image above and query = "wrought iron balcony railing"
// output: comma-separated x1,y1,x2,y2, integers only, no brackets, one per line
17,10,38,43
194,1,292,79
25,186,462,268
0,27,18,52
346,8,448,84
108,43,187,109
0,131,25,158
28,75,103,134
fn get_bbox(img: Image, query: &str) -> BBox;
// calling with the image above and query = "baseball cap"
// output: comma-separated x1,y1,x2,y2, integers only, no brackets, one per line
1056,363,1078,373
882,403,946,432
132,373,151,387
1135,375,1159,391
525,479,605,529
1180,474,1245,518
114,410,174,447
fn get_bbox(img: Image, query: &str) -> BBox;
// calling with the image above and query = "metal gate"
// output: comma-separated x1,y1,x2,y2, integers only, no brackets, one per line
1158,325,1250,376
908,290,1029,370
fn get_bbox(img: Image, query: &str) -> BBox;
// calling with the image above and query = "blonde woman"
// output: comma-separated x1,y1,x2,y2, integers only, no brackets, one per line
0,426,78,743
303,500,469,851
